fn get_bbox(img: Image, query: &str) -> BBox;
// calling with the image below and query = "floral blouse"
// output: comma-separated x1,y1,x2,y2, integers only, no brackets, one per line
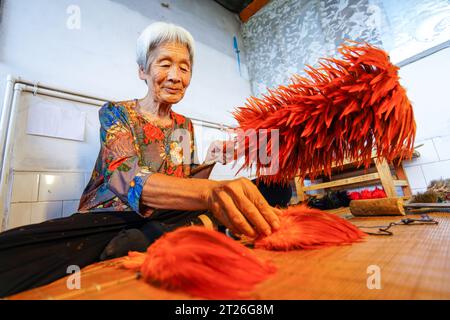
78,99,199,216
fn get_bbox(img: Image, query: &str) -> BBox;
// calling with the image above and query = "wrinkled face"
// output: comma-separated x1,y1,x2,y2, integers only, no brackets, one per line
139,42,192,105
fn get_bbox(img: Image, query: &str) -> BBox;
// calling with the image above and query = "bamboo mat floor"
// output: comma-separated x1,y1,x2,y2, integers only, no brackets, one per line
7,212,450,300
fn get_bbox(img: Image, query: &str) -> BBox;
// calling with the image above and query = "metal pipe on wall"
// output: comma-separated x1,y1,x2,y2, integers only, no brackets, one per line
0,75,16,178
1,84,24,231
0,75,18,231
397,40,450,68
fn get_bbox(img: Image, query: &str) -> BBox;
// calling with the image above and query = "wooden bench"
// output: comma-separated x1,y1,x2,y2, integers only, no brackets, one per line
294,154,412,202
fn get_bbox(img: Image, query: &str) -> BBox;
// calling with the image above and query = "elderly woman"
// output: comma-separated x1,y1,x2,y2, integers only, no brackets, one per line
0,22,281,297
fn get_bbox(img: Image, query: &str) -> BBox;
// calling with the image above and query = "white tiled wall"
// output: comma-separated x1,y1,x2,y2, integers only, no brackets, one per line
30,201,63,224
432,136,450,161
6,171,89,230
38,173,86,202
402,134,450,194
3,94,100,230
398,47,450,195
403,165,427,190
421,160,450,185
11,172,39,203
8,203,32,229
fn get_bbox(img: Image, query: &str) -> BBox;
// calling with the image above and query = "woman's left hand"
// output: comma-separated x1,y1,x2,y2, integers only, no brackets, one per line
205,139,236,165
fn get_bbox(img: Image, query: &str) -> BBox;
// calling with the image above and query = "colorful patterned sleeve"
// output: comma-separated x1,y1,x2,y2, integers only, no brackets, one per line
98,102,154,214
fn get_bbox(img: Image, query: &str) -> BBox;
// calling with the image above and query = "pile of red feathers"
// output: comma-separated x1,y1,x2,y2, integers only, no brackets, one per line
122,205,366,299
348,187,387,200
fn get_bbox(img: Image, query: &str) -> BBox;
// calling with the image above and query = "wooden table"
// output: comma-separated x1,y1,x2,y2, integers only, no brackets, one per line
7,212,450,300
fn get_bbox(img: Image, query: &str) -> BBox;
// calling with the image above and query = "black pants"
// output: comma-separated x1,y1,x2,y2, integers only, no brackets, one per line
0,209,208,298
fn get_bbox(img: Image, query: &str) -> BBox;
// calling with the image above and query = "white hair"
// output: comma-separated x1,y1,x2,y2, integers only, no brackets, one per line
136,22,195,73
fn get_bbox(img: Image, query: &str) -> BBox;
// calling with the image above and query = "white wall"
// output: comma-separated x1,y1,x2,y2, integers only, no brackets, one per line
0,0,250,124
399,47,450,194
0,0,253,228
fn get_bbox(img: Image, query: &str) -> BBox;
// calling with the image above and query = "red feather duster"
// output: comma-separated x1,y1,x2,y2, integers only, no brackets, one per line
232,42,416,184
122,226,276,299
253,205,366,250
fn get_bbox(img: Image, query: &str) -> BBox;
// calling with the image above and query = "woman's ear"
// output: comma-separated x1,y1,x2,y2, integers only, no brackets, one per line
138,66,148,85
138,66,147,81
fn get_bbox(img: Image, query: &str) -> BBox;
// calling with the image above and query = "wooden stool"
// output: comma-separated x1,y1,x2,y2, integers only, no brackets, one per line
294,156,412,202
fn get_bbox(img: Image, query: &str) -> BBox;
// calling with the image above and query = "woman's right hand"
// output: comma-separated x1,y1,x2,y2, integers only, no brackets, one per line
202,177,281,238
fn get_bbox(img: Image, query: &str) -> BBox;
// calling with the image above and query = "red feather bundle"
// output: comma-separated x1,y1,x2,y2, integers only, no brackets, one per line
349,187,387,200
122,226,276,299
232,42,416,184
253,205,366,250
122,207,365,298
